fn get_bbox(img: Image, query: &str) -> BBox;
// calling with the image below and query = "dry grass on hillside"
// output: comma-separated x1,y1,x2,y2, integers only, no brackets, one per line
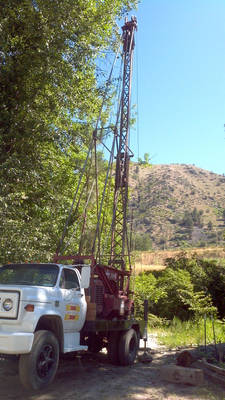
134,247,225,274
134,263,166,274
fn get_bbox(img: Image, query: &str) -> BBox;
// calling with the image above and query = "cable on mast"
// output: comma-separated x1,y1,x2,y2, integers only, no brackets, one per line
110,16,137,271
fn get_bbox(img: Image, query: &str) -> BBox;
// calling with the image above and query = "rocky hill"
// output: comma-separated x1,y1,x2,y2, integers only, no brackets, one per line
129,163,225,250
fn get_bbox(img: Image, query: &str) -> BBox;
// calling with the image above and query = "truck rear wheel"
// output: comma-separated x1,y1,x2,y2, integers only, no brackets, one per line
19,330,59,390
118,328,138,366
107,331,120,365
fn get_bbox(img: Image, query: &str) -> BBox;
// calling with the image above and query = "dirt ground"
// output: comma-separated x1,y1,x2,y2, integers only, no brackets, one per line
0,336,224,400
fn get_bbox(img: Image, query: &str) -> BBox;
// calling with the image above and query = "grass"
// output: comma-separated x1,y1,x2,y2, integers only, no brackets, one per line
135,247,225,269
134,247,225,275
134,262,166,274
152,317,225,349
134,247,225,274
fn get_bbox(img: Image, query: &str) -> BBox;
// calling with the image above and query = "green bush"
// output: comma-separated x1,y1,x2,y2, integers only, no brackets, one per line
134,254,225,321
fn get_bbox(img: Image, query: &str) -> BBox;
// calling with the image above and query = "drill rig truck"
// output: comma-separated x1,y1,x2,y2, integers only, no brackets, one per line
0,17,146,390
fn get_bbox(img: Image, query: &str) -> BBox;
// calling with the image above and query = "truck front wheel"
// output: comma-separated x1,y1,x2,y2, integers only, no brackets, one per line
118,328,138,366
19,330,59,390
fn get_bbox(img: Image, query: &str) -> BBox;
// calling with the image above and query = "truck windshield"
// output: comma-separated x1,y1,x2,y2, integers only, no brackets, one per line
0,264,59,287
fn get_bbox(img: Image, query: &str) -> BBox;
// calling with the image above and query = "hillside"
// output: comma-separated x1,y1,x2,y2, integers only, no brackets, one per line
129,163,225,250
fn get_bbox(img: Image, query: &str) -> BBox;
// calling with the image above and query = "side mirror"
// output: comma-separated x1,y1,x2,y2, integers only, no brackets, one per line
80,266,91,289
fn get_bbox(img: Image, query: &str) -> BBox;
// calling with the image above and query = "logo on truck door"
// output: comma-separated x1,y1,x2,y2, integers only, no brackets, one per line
64,304,80,321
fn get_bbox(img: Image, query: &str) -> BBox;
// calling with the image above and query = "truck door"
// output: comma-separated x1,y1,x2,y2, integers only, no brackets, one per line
59,268,86,333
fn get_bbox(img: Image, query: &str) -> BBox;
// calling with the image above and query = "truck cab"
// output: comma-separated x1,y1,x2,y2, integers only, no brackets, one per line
0,263,90,389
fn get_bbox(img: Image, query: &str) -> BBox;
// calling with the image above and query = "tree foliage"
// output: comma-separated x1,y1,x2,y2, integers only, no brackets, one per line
153,268,195,320
0,0,137,263
222,209,225,223
135,255,225,321
180,208,203,229
134,272,165,319
133,233,152,251
138,153,151,166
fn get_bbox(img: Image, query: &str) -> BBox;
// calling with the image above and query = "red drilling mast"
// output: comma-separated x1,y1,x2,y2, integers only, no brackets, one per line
110,16,137,271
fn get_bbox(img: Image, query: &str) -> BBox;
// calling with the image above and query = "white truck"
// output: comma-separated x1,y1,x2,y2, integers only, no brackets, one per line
0,262,144,390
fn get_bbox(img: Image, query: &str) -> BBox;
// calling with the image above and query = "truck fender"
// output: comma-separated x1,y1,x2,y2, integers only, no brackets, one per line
34,315,64,352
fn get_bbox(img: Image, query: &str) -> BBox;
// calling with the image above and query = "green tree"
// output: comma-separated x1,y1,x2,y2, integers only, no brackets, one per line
144,153,150,164
153,268,195,320
0,0,137,264
164,254,225,319
138,153,151,166
1,0,137,160
207,221,213,230
222,209,225,223
181,212,193,229
179,290,217,319
133,234,152,251
134,272,165,318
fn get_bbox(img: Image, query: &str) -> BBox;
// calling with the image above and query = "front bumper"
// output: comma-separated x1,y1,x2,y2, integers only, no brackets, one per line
0,332,34,354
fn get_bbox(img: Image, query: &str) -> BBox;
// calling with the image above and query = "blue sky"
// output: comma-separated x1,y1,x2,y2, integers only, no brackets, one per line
127,0,225,175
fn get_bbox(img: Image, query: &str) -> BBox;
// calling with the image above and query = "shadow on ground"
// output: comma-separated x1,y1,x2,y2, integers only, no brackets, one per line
0,348,224,400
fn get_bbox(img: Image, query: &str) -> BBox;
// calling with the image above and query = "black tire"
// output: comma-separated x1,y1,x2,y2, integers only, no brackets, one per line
118,328,138,366
107,331,121,365
19,330,59,390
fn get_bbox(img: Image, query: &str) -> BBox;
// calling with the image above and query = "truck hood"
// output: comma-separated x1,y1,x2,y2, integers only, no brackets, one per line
0,285,56,303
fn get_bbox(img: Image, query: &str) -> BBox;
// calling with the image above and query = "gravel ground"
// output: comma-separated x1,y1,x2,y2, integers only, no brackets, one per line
0,334,224,400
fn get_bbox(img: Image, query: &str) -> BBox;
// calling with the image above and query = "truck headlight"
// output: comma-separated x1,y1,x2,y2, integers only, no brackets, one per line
3,298,13,311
